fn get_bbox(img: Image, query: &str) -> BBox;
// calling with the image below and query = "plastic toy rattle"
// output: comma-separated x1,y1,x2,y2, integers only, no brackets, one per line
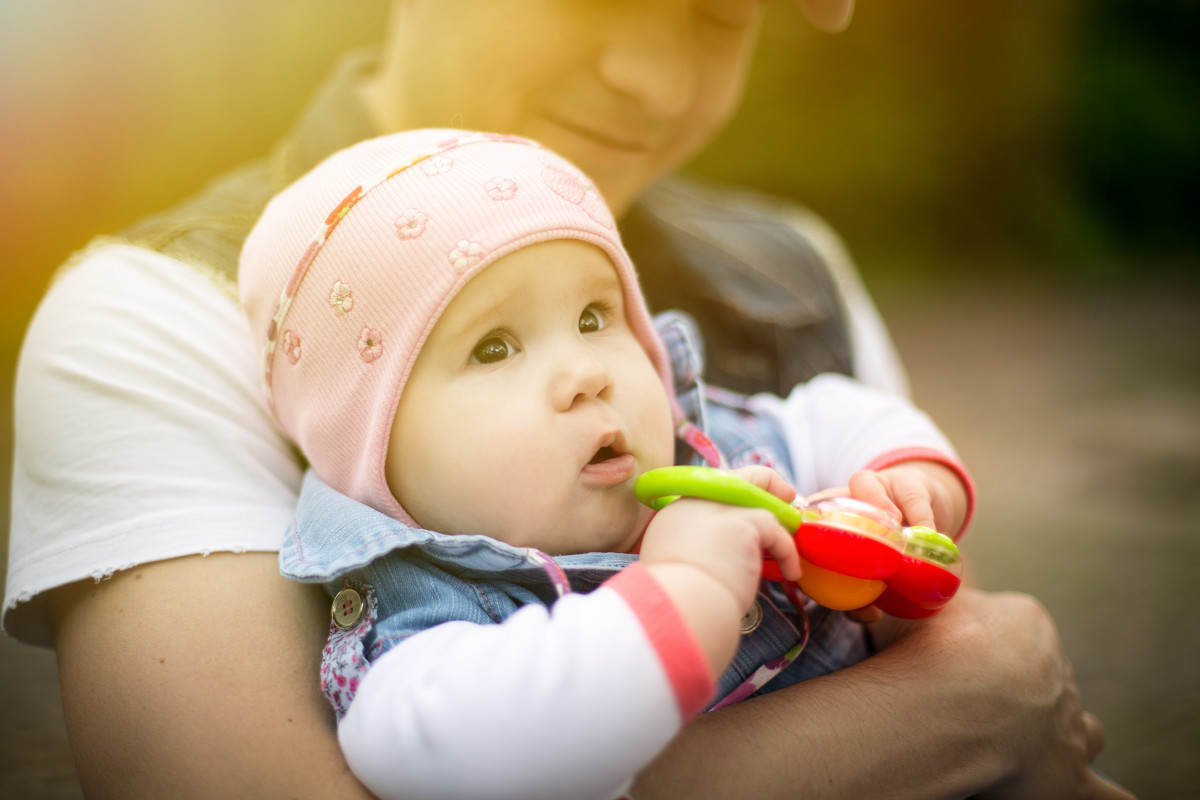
634,466,963,619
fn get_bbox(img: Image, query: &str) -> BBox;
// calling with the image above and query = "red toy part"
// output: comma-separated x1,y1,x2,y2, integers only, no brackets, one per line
766,501,962,619
872,527,963,617
797,521,902,579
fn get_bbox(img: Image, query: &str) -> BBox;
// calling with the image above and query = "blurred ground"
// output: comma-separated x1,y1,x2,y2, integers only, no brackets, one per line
2,272,1196,799
881,274,1200,800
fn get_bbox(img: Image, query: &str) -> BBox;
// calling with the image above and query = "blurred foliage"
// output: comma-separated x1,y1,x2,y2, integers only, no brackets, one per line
1066,0,1200,268
687,0,1199,282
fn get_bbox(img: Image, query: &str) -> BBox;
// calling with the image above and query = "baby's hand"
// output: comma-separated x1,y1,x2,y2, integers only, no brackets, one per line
847,463,965,534
636,467,801,674
640,498,798,611
817,464,968,624
642,466,800,601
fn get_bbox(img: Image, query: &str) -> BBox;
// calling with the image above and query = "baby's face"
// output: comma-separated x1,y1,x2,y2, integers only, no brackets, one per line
386,239,675,554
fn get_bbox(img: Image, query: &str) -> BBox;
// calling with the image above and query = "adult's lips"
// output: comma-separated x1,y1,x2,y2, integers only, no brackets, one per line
546,115,659,154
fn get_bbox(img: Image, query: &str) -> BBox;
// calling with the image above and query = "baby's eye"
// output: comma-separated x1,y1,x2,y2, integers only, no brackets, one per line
470,335,516,365
579,303,611,334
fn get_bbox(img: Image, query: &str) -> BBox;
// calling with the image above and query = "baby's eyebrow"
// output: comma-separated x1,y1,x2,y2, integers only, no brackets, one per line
423,303,496,355
584,274,626,301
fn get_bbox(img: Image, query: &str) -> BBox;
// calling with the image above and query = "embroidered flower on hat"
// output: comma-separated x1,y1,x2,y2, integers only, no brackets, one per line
357,327,384,363
420,154,454,176
394,209,429,240
541,165,612,228
448,239,486,273
329,280,354,315
282,329,302,365
484,177,518,201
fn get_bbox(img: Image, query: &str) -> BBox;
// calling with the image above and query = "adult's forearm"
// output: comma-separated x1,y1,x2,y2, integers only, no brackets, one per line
633,652,990,800
635,588,1130,800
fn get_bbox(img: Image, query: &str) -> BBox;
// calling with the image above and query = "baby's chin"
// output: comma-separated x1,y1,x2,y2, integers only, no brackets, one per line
580,509,652,556
431,496,653,556
530,512,649,557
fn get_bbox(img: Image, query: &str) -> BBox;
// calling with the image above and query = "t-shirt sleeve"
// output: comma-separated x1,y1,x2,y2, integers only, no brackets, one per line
4,245,303,646
338,564,713,800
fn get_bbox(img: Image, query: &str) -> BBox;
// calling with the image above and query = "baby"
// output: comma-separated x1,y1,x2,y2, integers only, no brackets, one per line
239,130,973,800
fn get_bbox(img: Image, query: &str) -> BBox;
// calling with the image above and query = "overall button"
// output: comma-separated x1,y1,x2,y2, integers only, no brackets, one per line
740,599,764,635
332,587,366,630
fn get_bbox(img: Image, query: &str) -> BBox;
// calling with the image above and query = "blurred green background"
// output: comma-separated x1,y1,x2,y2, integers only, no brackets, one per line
1,1,1197,797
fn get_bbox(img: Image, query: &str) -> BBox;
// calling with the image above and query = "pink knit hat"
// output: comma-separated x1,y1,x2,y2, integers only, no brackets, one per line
240,129,675,522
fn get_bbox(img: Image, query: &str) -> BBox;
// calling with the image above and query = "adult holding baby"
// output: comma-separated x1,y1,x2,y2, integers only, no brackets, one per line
6,0,1126,798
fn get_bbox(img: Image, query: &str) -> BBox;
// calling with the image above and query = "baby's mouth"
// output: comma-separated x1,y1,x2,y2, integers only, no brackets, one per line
589,445,620,465
581,433,637,486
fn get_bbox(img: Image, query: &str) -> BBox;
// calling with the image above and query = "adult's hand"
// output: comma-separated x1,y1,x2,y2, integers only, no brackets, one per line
925,591,1137,800
633,587,1137,800
50,552,376,799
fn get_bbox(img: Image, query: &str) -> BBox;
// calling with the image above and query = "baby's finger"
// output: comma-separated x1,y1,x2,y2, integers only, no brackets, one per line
888,471,937,529
728,465,796,503
805,486,850,504
847,471,901,519
756,517,801,583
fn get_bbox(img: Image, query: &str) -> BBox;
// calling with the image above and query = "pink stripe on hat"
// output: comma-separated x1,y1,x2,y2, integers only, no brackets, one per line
240,129,675,523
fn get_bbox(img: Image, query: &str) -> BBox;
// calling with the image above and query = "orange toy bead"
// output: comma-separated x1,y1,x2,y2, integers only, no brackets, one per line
797,558,886,610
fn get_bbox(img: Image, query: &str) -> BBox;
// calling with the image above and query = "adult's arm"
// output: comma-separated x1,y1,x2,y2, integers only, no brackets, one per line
49,552,375,798
633,587,1135,800
54,573,1129,800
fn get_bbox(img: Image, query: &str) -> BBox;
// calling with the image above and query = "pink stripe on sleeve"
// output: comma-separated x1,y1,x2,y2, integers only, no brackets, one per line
863,447,977,538
605,563,716,719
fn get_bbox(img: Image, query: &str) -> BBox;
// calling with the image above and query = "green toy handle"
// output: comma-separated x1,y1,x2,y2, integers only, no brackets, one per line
634,465,805,532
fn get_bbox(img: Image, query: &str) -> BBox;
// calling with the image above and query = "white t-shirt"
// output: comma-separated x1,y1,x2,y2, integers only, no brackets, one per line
4,244,303,646
4,231,904,647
